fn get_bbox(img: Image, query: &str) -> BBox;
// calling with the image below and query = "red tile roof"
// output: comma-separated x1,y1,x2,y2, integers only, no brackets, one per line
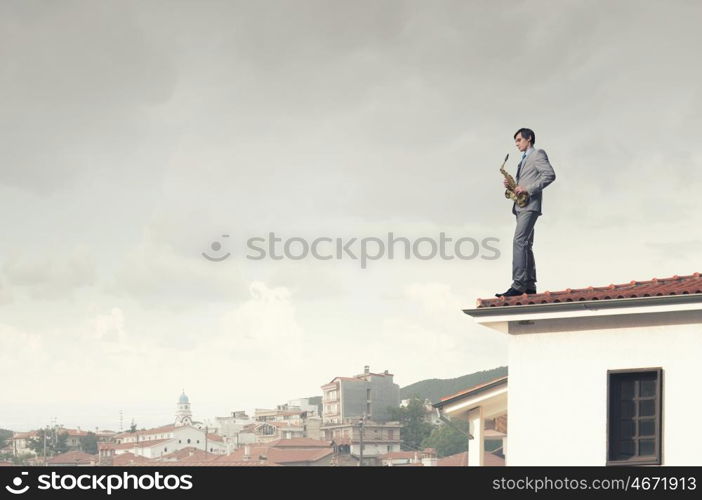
162,455,277,466
13,429,88,440
159,447,211,461
222,439,334,464
266,448,333,464
12,431,38,439
113,424,178,440
226,446,270,461
476,272,702,308
437,451,505,466
62,428,89,437
46,451,97,465
109,452,155,466
378,451,421,460
102,438,172,451
267,438,332,448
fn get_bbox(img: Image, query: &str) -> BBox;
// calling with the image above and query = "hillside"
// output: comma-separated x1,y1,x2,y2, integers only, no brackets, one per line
400,366,508,403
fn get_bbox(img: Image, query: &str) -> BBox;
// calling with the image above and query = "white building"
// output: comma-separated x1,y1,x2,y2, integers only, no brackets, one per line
212,411,251,440
11,431,38,457
464,272,702,466
99,391,228,462
285,398,320,416
174,391,193,427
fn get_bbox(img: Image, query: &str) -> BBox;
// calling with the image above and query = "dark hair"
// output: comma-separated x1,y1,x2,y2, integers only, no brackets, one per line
514,128,535,146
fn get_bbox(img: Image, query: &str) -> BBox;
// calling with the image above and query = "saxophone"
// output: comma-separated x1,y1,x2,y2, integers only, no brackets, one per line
499,153,529,208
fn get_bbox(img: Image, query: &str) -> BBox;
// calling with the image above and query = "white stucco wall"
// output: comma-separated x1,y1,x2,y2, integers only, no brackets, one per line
507,315,702,466
351,443,400,457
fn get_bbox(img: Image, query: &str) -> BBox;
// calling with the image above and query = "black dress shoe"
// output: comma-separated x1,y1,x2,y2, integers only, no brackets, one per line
495,287,525,298
526,288,537,294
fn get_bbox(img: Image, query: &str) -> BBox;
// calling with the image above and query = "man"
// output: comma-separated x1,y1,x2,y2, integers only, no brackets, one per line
496,128,556,298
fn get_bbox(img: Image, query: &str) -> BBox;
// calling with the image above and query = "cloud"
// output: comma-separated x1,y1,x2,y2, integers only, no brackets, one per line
0,0,176,193
369,282,507,382
0,278,12,305
1,246,96,300
107,231,249,309
218,281,303,358
92,307,127,343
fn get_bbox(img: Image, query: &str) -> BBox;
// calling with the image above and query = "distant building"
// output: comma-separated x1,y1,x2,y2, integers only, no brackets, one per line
11,427,92,457
285,397,320,416
322,420,402,465
320,365,402,464
98,391,228,463
11,431,38,457
174,391,193,427
63,428,90,450
321,365,400,425
249,404,322,442
212,410,252,443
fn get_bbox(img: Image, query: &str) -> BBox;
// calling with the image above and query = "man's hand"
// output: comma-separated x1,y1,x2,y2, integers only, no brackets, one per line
503,179,510,188
514,185,527,195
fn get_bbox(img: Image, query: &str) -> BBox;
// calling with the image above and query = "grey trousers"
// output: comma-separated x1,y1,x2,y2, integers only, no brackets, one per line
511,211,539,291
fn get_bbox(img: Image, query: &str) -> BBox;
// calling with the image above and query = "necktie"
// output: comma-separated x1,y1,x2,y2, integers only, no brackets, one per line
516,152,526,182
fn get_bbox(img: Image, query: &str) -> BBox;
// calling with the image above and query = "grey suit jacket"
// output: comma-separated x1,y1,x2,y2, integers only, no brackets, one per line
513,148,556,216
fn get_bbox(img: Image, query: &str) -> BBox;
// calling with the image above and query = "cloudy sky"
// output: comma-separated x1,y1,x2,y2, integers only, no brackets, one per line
1,0,701,432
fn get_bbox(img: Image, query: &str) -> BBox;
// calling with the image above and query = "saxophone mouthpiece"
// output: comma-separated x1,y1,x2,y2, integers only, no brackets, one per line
504,154,509,161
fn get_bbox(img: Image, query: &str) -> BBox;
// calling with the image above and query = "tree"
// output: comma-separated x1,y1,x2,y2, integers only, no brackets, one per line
28,429,69,457
388,397,434,452
421,417,469,457
0,429,12,450
129,420,137,433
79,432,98,454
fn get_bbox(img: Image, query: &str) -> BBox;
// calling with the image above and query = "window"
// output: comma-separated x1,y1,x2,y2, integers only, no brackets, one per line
607,368,662,465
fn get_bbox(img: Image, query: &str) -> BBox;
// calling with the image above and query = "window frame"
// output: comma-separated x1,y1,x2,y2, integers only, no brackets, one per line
606,367,663,466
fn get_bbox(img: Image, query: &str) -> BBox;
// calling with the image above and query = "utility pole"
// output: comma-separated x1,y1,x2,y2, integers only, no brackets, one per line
358,414,366,467
205,426,208,453
43,426,48,465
